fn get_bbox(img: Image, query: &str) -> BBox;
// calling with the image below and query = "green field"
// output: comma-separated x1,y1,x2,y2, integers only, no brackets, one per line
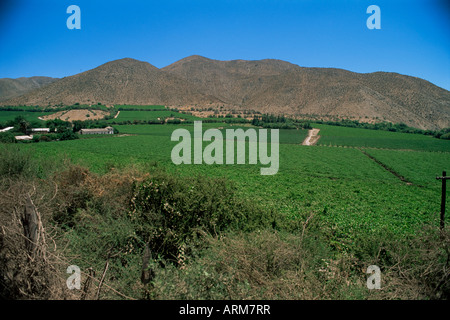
0,110,53,124
108,110,201,122
315,123,450,152
4,120,450,300
114,105,166,110
19,123,449,238
116,123,309,144
363,148,449,188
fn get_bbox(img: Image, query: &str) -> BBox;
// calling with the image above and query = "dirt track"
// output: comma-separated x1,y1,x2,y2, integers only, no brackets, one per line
302,128,321,146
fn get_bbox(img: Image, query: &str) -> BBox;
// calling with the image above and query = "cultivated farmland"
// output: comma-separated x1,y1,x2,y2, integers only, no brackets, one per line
2,113,449,300
107,110,201,123
0,110,52,124
19,122,448,237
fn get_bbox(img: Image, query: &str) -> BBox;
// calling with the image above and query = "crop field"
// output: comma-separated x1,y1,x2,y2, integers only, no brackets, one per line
107,110,201,122
0,110,52,124
115,123,309,144
363,148,449,188
3,119,449,300
114,105,166,110
19,123,449,241
315,123,450,152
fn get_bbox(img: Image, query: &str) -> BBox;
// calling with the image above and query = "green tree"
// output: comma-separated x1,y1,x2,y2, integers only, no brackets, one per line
58,128,78,141
0,132,16,143
13,116,30,134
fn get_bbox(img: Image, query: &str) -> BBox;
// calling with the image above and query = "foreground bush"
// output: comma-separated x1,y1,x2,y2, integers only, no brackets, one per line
0,132,15,144
127,170,273,261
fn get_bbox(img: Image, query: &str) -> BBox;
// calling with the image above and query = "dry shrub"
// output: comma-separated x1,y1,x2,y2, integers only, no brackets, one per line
150,229,367,300
0,161,148,300
372,228,450,300
82,166,150,213
0,179,74,299
51,164,149,227
204,230,368,299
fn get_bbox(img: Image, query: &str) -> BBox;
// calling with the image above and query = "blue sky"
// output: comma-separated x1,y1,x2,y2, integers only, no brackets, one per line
1,0,449,90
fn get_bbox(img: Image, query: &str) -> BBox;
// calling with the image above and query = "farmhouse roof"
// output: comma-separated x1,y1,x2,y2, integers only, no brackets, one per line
15,135,33,141
79,127,114,134
31,128,50,132
0,127,13,133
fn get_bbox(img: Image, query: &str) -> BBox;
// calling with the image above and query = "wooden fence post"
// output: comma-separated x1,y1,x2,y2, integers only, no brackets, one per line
21,194,39,256
436,171,448,235
141,243,154,285
81,268,95,300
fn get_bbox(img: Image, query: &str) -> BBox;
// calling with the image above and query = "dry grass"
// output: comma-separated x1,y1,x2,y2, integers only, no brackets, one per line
0,178,75,299
0,156,149,300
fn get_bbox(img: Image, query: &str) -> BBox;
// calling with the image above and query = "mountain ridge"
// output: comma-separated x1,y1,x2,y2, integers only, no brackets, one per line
1,56,449,130
0,76,59,102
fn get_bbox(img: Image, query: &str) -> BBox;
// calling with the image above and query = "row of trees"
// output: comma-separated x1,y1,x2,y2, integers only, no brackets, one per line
251,114,312,130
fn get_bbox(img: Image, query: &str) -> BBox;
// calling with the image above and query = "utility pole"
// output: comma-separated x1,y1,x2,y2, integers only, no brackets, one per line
436,171,449,234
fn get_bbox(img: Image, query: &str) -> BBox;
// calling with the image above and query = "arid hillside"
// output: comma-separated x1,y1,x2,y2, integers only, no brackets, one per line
0,76,58,102
2,56,450,130
2,58,222,108
164,56,450,130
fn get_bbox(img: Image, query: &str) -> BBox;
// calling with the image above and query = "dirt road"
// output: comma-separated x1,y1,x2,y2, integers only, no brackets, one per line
302,128,321,146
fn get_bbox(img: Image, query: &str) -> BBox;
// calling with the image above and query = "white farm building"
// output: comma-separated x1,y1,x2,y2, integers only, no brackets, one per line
79,127,114,135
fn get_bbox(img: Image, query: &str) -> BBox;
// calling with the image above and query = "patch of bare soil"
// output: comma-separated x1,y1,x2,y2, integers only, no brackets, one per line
302,128,321,146
176,106,255,120
40,109,110,122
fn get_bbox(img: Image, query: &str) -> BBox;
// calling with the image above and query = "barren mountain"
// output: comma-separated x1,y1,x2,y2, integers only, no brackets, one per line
0,76,58,102
2,56,450,130
164,56,450,130
162,55,298,105
2,58,221,108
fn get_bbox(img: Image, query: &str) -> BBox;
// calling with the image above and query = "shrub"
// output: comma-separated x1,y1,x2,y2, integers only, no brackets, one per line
440,132,450,140
0,132,15,144
129,171,272,262
0,145,34,179
58,129,79,141
39,135,53,142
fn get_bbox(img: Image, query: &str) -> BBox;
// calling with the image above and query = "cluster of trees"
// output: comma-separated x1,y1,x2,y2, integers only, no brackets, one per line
0,116,78,144
0,132,15,143
31,130,78,143
251,114,312,130
0,115,41,133
433,128,450,140
0,117,124,144
72,120,116,132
